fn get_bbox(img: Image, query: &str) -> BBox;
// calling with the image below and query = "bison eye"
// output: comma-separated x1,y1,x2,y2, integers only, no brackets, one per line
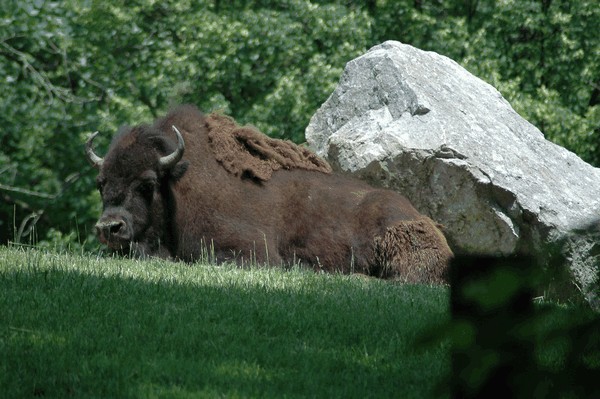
136,178,157,198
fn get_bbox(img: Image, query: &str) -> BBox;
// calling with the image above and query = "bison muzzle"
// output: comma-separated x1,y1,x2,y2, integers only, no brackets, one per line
85,105,453,283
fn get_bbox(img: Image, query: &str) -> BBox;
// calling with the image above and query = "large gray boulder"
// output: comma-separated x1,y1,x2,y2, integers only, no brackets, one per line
306,41,599,310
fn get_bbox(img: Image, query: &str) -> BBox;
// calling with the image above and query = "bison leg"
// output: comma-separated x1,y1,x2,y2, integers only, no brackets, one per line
370,218,452,284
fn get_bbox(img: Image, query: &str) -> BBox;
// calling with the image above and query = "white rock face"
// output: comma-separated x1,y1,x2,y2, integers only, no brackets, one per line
306,41,599,310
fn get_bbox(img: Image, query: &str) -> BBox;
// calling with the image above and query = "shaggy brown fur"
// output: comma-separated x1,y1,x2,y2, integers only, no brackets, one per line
206,113,332,181
370,218,452,284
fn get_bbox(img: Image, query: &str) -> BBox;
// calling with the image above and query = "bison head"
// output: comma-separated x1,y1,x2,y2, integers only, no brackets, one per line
86,125,186,257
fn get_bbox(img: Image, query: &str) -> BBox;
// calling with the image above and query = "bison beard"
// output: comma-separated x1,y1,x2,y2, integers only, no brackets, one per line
86,104,453,284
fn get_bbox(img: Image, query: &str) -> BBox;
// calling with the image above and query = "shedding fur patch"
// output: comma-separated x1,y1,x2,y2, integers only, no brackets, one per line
206,113,332,181
371,218,452,284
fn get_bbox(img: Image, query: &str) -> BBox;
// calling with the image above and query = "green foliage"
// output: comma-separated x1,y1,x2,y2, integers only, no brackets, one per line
0,1,371,245
0,247,450,397
440,255,600,398
1,0,598,245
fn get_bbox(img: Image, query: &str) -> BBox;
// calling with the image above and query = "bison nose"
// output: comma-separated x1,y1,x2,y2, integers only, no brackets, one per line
95,219,126,240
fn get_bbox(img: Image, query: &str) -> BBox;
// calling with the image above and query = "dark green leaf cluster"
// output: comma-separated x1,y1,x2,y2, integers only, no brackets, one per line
1,0,598,246
441,255,599,398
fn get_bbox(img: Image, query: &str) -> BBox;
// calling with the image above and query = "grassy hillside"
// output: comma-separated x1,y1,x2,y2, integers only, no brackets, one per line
0,246,450,398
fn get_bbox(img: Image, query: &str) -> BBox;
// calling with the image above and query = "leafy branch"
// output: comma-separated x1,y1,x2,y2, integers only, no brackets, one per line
0,40,102,104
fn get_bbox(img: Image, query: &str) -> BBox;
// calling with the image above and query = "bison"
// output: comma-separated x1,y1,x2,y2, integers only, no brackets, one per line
86,105,452,283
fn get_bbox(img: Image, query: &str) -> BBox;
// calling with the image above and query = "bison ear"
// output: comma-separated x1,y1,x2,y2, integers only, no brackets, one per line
169,160,189,180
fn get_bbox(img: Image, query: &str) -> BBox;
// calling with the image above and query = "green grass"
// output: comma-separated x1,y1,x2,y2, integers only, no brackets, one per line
0,246,450,398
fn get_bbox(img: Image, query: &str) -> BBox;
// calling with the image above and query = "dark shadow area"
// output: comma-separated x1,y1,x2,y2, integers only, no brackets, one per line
446,255,600,399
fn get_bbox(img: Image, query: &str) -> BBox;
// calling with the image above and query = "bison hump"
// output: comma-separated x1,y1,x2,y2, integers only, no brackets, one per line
206,113,332,182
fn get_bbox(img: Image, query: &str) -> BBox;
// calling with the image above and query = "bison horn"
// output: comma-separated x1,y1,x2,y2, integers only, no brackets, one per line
85,131,104,169
159,125,186,169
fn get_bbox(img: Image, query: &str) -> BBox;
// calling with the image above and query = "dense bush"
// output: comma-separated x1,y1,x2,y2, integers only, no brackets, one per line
1,0,598,246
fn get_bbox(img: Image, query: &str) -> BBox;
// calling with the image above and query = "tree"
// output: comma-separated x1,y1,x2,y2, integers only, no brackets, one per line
1,1,598,248
0,1,371,247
